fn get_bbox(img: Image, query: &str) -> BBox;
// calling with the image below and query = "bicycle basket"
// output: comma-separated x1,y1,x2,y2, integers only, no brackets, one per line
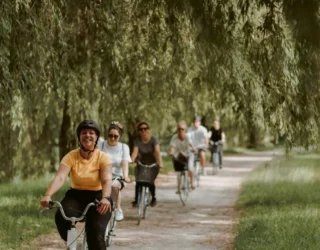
135,164,159,184
173,159,188,172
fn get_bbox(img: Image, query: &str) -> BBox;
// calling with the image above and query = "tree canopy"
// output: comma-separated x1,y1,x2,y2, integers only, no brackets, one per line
0,0,319,181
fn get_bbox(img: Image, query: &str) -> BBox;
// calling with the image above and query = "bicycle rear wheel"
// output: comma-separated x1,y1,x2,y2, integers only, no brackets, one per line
179,171,189,205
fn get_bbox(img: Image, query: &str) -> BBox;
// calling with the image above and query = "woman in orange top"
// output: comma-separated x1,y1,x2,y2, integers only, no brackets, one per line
40,120,112,250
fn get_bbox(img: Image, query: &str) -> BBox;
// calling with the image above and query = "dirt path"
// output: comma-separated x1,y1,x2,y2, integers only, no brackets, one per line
28,151,278,250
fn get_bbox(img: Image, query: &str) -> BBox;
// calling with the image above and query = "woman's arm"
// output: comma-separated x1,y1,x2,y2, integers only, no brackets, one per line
40,164,70,207
97,164,112,215
221,132,226,144
131,146,139,163
169,145,175,156
121,160,130,182
154,144,163,168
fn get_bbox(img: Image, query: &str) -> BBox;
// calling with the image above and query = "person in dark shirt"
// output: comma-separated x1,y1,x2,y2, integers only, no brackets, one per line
131,121,164,207
209,120,226,167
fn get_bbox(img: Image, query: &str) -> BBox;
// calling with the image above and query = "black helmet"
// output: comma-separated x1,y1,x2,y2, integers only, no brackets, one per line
76,120,101,139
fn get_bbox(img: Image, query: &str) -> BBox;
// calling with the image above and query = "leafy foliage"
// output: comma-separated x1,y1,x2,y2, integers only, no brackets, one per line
0,0,319,181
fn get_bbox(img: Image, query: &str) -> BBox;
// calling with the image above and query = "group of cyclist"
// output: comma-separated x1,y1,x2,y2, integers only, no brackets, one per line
40,116,225,250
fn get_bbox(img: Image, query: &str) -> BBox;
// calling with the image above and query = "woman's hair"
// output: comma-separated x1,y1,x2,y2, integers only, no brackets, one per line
178,120,187,129
108,121,124,136
136,121,150,131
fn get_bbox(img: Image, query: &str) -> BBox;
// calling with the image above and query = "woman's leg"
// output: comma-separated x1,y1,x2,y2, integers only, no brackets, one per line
55,189,84,242
85,206,111,250
188,153,195,189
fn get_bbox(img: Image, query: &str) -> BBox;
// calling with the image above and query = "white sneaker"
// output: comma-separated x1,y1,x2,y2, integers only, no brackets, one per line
115,208,124,221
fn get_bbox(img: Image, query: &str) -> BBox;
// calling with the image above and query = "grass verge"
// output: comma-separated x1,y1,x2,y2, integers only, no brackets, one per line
234,153,320,250
0,176,68,250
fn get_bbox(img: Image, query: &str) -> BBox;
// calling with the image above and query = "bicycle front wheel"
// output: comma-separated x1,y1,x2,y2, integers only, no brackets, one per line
137,186,145,225
143,187,151,219
212,152,219,175
179,171,189,205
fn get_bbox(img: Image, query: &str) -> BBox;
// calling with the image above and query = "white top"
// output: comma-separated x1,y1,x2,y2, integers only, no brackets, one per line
187,125,208,149
170,134,191,158
100,142,132,176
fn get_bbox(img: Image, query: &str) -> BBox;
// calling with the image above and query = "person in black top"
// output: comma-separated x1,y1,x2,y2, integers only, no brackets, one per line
209,120,226,166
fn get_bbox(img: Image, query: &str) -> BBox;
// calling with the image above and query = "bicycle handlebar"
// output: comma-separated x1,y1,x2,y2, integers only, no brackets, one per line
48,200,99,222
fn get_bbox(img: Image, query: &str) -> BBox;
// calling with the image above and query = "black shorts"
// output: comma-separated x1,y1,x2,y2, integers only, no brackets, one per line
112,177,125,190
197,148,206,153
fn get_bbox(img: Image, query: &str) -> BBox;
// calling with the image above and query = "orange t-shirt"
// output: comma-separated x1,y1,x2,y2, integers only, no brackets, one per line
61,149,112,191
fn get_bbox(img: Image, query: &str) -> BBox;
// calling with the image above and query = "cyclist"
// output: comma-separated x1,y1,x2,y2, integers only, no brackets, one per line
187,115,209,174
169,120,197,191
100,121,131,221
40,120,112,250
208,120,225,167
131,121,164,207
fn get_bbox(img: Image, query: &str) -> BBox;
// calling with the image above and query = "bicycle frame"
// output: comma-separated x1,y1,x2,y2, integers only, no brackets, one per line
136,161,157,225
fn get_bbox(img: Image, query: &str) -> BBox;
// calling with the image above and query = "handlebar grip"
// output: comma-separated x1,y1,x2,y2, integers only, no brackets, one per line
48,201,54,209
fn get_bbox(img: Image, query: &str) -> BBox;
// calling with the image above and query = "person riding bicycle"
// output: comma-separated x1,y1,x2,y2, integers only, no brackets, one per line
169,120,197,191
208,120,225,167
100,121,131,221
187,115,209,174
131,121,164,207
40,120,113,250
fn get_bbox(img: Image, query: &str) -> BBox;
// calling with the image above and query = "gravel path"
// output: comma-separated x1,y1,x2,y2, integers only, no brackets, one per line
28,151,278,250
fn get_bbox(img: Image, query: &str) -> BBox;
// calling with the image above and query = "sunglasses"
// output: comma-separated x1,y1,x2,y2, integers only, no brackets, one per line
108,134,119,139
138,127,149,131
178,128,185,131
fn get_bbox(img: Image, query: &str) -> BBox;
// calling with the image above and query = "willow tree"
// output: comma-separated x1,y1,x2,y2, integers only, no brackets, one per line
1,0,320,182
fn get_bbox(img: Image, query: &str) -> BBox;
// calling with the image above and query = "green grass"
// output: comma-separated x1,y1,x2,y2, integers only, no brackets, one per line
0,176,68,250
234,153,320,250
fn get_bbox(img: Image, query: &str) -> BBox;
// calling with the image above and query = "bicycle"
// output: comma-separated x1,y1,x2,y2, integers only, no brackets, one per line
42,200,99,250
135,161,159,225
173,159,189,205
210,140,222,174
105,176,124,247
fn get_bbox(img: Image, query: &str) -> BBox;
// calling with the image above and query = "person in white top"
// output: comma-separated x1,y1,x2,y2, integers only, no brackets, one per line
100,121,131,221
169,120,197,191
187,116,208,172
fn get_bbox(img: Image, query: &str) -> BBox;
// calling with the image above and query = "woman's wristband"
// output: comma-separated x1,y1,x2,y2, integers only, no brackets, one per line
103,196,111,202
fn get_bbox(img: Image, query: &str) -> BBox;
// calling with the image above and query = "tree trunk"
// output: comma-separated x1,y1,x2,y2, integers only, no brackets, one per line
59,91,74,160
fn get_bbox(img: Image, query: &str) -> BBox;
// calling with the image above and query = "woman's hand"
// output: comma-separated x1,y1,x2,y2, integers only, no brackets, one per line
158,164,164,168
40,195,51,208
124,176,131,183
97,198,111,215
